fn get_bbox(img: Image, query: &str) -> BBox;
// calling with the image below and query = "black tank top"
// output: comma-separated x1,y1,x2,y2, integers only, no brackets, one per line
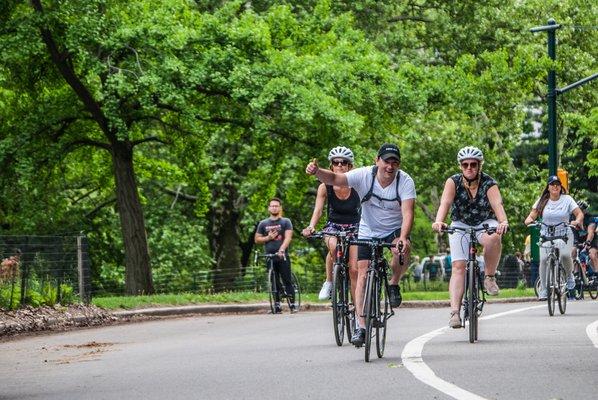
450,172,497,226
326,185,361,224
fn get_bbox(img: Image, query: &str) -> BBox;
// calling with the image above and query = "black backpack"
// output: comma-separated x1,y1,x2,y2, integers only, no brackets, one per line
360,166,402,206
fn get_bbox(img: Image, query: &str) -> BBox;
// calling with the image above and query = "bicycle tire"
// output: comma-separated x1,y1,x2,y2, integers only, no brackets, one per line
267,267,277,314
547,258,555,316
289,272,301,312
573,261,584,300
364,269,376,362
331,263,345,346
376,279,389,358
467,262,477,343
588,275,598,299
534,276,541,298
345,274,355,344
557,266,567,314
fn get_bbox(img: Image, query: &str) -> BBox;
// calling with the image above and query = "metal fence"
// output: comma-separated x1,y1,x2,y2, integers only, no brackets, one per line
0,235,91,310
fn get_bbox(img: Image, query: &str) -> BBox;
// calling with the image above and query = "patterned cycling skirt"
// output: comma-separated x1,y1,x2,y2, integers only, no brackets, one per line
322,222,359,237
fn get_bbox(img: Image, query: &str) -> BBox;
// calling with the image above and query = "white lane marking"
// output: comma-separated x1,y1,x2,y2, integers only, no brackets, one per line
586,320,598,348
401,305,543,400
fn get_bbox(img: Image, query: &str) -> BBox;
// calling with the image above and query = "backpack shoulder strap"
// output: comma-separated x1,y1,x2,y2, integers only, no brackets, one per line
395,170,402,205
360,166,378,204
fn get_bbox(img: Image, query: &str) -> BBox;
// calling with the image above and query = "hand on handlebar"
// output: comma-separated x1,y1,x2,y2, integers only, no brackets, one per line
496,221,509,235
301,226,315,237
432,221,447,233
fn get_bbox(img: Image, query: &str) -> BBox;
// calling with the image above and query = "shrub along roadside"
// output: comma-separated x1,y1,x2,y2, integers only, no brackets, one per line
92,288,536,311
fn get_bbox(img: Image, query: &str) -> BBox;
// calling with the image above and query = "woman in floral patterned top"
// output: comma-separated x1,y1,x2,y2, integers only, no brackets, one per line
432,146,509,328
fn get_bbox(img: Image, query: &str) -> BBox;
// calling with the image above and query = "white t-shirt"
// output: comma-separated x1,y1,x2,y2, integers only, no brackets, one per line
346,166,416,238
533,194,578,235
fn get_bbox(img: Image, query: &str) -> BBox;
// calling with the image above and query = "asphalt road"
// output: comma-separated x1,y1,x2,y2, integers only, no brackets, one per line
1,300,597,400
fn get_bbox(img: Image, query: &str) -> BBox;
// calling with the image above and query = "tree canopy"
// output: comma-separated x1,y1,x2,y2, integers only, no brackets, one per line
1,0,595,294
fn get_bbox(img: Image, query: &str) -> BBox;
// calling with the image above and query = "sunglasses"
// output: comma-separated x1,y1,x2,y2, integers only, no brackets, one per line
461,162,479,169
331,160,350,166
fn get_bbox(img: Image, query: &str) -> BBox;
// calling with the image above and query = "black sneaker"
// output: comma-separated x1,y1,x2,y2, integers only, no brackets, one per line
351,328,366,348
289,304,298,314
272,302,282,314
389,284,402,307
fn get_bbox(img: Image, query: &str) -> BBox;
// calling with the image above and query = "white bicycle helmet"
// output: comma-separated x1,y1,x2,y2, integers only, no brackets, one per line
328,146,354,163
457,146,484,163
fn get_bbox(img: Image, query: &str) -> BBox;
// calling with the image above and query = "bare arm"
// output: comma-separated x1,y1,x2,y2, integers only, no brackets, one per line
571,207,584,229
302,183,327,236
278,228,293,254
586,222,596,243
255,228,277,245
524,208,539,226
487,185,509,234
432,178,455,232
396,198,415,254
305,160,348,187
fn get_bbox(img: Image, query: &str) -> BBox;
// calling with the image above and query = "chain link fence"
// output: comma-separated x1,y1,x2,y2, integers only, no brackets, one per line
0,235,91,310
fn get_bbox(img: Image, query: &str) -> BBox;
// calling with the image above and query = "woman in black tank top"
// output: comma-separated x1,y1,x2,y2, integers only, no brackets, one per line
302,146,361,301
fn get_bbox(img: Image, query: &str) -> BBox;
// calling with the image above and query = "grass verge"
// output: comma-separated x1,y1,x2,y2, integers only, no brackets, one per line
92,288,536,310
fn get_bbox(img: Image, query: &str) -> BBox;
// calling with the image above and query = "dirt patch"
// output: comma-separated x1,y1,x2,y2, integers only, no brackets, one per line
0,304,120,339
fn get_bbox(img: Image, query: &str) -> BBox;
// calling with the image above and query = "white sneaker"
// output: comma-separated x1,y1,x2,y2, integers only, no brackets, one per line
538,289,547,301
318,281,332,300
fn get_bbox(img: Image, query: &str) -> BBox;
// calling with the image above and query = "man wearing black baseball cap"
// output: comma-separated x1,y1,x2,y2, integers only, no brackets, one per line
306,142,416,347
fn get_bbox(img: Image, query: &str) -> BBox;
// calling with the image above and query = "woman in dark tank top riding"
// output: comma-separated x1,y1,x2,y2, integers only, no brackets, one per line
303,146,360,301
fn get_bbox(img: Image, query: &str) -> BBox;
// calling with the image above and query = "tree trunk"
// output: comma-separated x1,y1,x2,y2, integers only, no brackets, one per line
209,188,242,292
111,141,154,295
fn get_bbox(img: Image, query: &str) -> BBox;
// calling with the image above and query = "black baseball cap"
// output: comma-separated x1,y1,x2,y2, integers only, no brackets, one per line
377,143,401,161
547,175,561,185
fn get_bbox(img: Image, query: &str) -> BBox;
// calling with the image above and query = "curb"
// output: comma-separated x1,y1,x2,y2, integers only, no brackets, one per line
111,297,540,318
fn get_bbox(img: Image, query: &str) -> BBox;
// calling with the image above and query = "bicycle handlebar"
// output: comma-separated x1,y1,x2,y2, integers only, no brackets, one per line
527,221,575,243
441,224,497,235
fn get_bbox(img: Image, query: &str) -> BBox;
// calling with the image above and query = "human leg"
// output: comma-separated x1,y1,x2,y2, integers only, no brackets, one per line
479,225,501,295
275,258,295,305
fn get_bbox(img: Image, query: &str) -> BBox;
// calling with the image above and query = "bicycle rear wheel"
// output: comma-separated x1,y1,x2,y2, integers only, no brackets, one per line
288,272,301,312
557,266,567,314
534,276,541,298
345,273,355,344
467,263,477,343
331,263,346,346
376,279,389,358
364,269,376,362
547,258,556,316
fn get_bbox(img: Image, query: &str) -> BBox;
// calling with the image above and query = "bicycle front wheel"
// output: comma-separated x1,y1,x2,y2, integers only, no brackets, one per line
467,263,477,343
376,279,389,358
547,258,556,316
364,269,376,362
289,272,301,312
557,266,567,314
574,261,584,300
331,263,346,346
588,275,598,299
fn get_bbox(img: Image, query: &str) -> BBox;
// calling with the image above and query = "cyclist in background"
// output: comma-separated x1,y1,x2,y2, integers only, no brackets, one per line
306,143,416,347
577,201,597,272
302,146,360,301
255,198,295,314
524,175,584,300
432,146,509,328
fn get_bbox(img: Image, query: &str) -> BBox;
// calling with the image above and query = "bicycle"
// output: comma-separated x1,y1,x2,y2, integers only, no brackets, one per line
254,252,301,314
309,230,356,346
349,238,397,362
442,224,497,343
573,244,598,300
530,222,573,316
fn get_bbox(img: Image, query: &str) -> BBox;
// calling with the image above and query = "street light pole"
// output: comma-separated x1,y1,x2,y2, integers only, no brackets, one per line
530,19,560,176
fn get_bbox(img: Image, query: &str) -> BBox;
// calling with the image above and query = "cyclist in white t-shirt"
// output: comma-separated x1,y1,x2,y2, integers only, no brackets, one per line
306,143,416,347
524,175,584,300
